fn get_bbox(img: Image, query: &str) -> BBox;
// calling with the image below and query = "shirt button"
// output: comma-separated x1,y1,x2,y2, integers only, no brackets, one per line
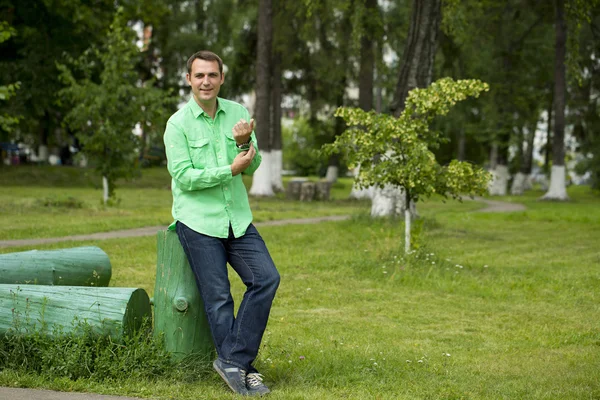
224,187,228,191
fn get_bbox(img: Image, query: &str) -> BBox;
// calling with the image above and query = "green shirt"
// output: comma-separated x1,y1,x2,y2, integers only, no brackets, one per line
164,97,261,238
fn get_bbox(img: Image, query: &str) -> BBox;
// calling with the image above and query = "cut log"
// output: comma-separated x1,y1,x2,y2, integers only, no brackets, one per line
154,230,214,361
0,246,111,287
315,181,332,201
300,182,316,201
286,178,307,200
0,285,151,338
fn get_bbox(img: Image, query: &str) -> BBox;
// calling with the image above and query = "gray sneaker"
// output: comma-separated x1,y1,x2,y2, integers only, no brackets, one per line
246,372,270,396
213,359,249,395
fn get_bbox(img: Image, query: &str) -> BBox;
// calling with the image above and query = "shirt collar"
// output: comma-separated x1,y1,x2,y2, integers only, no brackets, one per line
188,97,226,119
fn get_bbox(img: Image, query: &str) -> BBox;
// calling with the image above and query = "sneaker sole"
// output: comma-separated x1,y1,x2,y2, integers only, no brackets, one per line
213,360,246,395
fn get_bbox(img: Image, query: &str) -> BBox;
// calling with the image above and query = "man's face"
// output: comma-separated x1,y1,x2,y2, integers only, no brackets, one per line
186,59,224,105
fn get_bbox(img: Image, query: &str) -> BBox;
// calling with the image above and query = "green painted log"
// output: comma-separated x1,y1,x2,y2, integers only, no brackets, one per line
154,230,214,361
0,247,111,286
0,285,151,338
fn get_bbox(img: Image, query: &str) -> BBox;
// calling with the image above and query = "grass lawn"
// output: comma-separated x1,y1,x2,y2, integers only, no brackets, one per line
0,166,364,240
0,166,599,399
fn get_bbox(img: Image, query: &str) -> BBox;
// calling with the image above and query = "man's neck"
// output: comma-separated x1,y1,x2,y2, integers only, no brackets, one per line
194,96,218,119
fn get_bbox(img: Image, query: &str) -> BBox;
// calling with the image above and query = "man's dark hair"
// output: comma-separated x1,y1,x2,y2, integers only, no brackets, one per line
187,51,223,75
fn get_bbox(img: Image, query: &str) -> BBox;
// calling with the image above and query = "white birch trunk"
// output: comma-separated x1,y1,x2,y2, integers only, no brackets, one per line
102,176,109,205
349,183,373,199
523,174,533,191
371,185,401,217
371,184,418,218
249,150,275,196
394,188,417,218
270,149,284,192
349,166,373,199
325,166,339,183
404,205,411,254
510,172,527,195
541,165,569,200
38,145,49,163
488,165,509,196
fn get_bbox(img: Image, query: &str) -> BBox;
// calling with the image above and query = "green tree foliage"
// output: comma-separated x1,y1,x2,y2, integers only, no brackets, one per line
323,78,491,251
571,10,600,188
0,21,20,137
0,0,116,148
57,11,177,203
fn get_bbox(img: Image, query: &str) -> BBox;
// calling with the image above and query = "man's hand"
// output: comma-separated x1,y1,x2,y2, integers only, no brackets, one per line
231,143,256,176
232,118,254,145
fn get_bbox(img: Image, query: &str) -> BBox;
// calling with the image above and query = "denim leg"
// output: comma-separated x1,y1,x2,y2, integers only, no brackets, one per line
176,222,279,371
175,222,234,356
220,224,280,370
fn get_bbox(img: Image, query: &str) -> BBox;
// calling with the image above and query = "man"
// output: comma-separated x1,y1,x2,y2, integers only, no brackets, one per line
163,50,280,396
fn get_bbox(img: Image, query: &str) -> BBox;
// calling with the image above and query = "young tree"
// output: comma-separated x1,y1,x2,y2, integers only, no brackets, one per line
324,78,491,253
58,11,176,204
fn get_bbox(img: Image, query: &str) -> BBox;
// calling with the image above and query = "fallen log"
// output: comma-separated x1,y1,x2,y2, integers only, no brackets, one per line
0,285,151,338
0,246,111,286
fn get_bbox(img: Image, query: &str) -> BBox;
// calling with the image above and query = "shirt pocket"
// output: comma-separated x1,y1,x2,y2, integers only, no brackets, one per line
188,137,213,168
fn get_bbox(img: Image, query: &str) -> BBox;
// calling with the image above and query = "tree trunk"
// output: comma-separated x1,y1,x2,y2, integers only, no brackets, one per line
250,0,274,197
404,191,411,254
195,0,205,34
522,118,537,190
0,247,111,287
38,111,49,163
270,50,284,192
511,126,526,195
349,0,376,197
457,128,465,161
102,176,109,205
0,285,151,338
389,0,441,118
358,0,376,113
543,0,569,200
544,87,553,175
373,0,441,216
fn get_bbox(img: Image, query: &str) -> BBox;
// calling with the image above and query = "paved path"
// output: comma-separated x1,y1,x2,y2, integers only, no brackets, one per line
468,196,526,213
0,387,143,400
0,215,351,249
0,198,527,249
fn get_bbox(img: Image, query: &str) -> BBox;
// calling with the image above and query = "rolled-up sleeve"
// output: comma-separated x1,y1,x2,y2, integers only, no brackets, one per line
164,121,232,191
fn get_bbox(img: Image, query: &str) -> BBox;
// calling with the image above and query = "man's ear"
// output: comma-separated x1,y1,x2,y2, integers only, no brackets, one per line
185,73,191,85
220,73,225,84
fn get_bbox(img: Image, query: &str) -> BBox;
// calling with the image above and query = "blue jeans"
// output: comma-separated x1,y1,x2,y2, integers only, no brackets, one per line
176,222,280,371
